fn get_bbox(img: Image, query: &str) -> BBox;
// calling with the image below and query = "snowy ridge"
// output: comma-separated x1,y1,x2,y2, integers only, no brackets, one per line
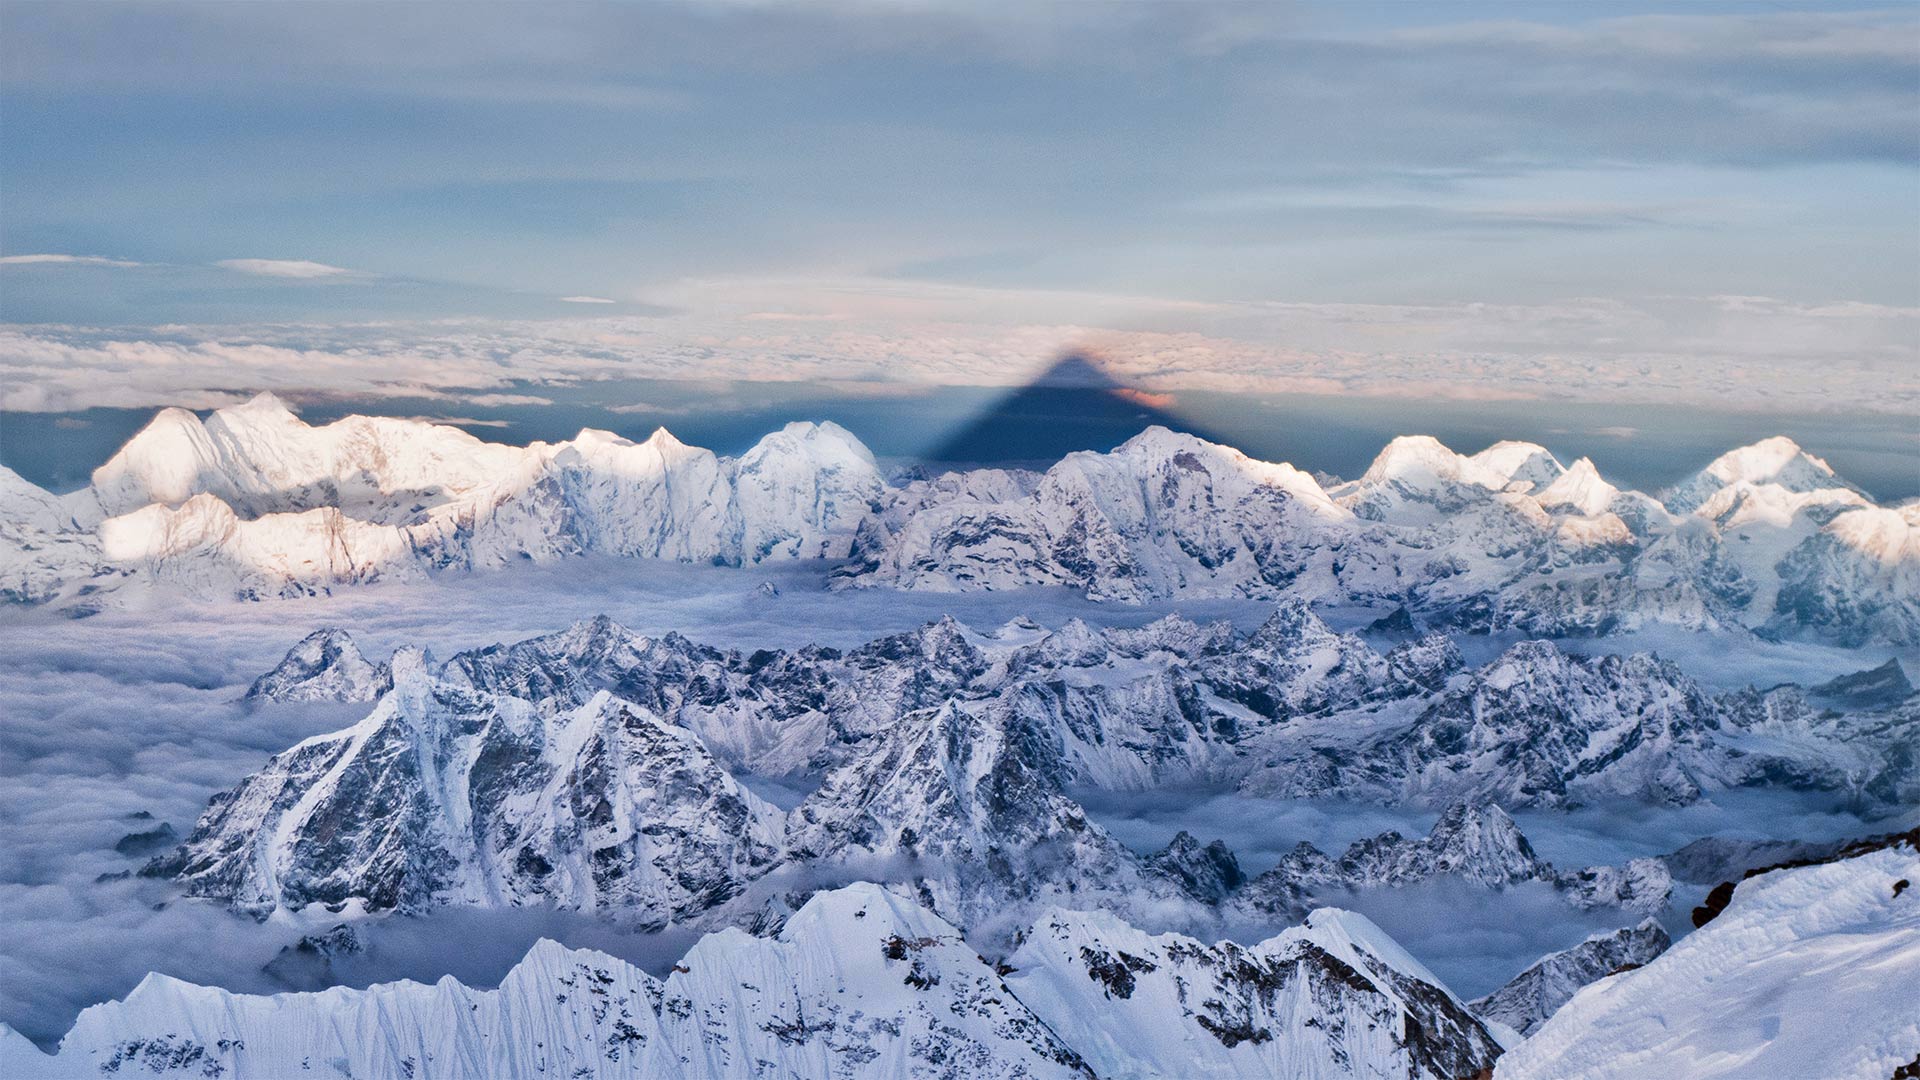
1003,905,1503,1079
5,398,883,605
843,426,1913,644
1470,919,1670,1036
1230,803,1673,920
3,403,1912,644
0,882,1511,1080
0,883,1092,1080
1494,843,1920,1080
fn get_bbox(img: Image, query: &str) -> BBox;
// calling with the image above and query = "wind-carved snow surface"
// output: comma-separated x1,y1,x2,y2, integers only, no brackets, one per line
4,398,1915,644
1493,841,1920,1080
0,882,1511,1080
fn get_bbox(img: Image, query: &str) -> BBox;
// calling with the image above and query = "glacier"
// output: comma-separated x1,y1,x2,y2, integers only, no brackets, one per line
1493,836,1920,1080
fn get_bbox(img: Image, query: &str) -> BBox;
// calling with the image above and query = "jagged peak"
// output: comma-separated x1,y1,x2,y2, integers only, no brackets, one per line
1049,616,1101,644
565,612,632,638
1114,424,1200,452
222,391,299,420
1430,798,1523,836
1289,907,1452,991
567,426,632,447
643,425,689,451
200,393,308,444
387,645,438,687
1105,426,1337,501
1247,597,1341,645
1536,457,1620,516
779,880,960,941
1489,637,1571,666
90,406,212,484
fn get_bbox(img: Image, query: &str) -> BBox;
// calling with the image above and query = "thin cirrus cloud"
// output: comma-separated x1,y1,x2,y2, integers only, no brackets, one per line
216,258,357,279
0,253,143,268
557,295,617,304
1,254,360,279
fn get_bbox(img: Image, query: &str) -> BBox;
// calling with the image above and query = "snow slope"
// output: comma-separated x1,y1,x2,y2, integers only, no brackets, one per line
1494,843,1920,1080
1004,905,1504,1079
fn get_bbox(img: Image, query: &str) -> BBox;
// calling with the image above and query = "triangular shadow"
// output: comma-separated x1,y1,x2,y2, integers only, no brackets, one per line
926,353,1223,465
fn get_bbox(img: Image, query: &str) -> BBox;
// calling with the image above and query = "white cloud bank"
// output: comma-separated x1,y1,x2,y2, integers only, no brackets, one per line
215,258,356,279
0,254,143,268
557,295,617,304
0,277,1914,414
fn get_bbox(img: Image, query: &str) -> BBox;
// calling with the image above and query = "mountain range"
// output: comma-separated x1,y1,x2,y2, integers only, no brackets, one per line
144,611,1911,945
0,882,1506,1080
4,398,1914,644
13,836,1916,1078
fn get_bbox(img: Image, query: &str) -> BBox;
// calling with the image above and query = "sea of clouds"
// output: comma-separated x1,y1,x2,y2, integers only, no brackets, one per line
0,559,1908,1045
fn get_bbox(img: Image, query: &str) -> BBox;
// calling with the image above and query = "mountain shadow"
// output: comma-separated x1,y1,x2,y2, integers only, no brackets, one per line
927,353,1223,465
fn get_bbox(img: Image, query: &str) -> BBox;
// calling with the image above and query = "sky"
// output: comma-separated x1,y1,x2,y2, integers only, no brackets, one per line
1,1,1917,428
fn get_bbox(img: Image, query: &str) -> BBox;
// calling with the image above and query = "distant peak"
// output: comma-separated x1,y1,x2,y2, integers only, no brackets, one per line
746,419,877,467
1359,435,1498,489
1436,799,1515,826
1703,436,1825,484
1472,440,1564,487
231,391,297,417
1536,457,1620,516
1667,435,1857,513
1116,425,1207,454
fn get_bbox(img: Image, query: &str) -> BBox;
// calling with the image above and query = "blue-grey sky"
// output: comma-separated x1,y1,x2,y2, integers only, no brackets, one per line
1,1,1916,416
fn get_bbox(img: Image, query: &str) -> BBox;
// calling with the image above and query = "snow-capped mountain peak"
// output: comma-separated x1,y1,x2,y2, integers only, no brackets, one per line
1357,435,1508,491
246,628,391,703
1472,440,1566,491
1535,457,1620,517
1004,902,1503,1080
1665,435,1859,514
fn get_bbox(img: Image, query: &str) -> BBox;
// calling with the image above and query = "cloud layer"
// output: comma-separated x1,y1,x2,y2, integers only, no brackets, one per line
2,280,1914,414
0,558,1896,1044
214,258,356,279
